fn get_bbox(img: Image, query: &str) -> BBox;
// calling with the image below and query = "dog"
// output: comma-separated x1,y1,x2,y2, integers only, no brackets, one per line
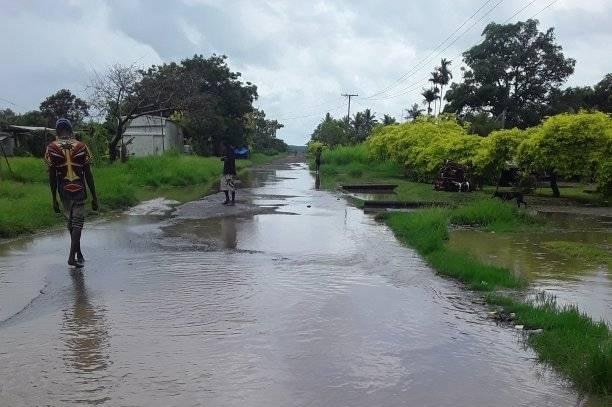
492,190,527,207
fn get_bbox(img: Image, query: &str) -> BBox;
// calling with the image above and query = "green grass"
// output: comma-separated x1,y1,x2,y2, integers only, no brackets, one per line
449,198,537,232
543,241,612,265
385,209,525,291
534,186,609,206
0,154,269,238
311,145,404,186
488,294,612,396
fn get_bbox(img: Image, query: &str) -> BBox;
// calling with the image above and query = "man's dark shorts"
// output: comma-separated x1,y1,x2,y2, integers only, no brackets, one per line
61,197,85,231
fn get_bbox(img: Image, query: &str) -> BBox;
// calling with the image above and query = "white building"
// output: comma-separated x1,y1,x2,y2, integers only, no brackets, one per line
123,115,184,157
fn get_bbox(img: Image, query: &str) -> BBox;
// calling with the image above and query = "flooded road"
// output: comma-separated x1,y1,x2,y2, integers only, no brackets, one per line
0,161,593,406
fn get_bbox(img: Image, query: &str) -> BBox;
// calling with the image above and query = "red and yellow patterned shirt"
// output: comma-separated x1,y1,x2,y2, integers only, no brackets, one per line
44,139,92,198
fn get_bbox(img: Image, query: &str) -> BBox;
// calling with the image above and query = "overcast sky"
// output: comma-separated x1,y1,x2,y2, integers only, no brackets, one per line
1,0,611,145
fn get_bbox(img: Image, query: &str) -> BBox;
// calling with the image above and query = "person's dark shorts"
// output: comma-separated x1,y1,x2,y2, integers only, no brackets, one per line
61,198,85,231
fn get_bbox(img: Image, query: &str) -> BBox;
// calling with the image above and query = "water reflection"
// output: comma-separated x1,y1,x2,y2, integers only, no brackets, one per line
221,217,238,249
61,271,111,404
315,172,321,190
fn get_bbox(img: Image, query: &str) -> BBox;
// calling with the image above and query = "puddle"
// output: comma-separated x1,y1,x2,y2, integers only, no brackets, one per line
449,221,611,323
125,197,180,216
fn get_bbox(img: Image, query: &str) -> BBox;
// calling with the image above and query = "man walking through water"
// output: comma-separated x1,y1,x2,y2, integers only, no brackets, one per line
221,142,237,205
45,118,98,268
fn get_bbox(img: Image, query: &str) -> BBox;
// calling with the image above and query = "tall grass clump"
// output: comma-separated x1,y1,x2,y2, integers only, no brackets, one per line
0,182,55,237
384,209,524,290
488,294,612,395
313,144,403,180
449,198,535,231
385,209,448,254
125,155,221,187
0,153,262,238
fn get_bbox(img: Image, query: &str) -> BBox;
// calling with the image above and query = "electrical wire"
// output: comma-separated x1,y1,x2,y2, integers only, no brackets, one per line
364,0,496,99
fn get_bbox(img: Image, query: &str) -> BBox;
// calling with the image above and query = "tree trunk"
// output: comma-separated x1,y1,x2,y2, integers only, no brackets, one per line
549,170,560,198
439,85,444,115
109,122,125,163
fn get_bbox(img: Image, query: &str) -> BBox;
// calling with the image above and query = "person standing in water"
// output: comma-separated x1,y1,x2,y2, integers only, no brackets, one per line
220,142,237,205
45,119,98,268
315,146,322,174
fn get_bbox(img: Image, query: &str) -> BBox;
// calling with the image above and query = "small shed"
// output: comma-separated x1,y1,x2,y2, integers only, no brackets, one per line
0,125,56,157
0,133,15,156
123,115,184,157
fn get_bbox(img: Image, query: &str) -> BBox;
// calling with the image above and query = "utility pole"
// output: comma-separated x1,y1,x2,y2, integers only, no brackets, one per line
341,93,358,120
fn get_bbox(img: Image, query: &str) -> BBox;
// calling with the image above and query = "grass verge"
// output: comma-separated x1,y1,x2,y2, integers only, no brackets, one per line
487,294,611,395
0,154,278,238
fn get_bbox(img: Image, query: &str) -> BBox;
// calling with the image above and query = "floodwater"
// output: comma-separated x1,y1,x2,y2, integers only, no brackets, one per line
0,161,599,406
449,213,611,323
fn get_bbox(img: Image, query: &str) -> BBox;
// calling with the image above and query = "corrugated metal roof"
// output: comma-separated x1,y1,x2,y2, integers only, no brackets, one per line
5,125,56,133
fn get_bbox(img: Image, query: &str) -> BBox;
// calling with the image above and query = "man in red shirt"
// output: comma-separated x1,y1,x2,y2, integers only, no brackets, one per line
45,119,99,268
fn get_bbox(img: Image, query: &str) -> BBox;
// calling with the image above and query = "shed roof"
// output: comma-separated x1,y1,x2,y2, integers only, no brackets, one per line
4,125,56,133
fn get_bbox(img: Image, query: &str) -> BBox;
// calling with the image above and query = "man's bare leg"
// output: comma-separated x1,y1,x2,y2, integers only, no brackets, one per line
68,228,84,267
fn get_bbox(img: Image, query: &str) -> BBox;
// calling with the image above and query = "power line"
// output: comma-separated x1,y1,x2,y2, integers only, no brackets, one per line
366,0,506,102
503,0,539,23
288,0,560,122
0,97,28,110
364,0,500,100
532,0,559,18
341,93,358,119
364,0,555,105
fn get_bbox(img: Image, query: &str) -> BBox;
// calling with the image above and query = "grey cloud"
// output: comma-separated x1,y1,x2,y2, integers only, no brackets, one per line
1,0,610,145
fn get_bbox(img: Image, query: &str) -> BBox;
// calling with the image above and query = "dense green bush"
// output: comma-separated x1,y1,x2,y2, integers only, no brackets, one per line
517,112,611,188
367,115,480,181
366,112,612,196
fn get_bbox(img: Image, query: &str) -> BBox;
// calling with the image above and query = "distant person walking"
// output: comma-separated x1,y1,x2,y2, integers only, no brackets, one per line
45,119,98,268
221,142,237,205
315,146,322,174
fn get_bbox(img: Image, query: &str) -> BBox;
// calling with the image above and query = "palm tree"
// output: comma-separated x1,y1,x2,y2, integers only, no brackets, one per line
404,103,424,121
382,114,397,125
429,70,443,115
437,58,453,114
351,109,378,143
421,88,439,115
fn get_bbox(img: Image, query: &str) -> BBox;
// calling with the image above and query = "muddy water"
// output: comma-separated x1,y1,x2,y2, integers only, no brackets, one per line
0,161,594,406
449,216,611,323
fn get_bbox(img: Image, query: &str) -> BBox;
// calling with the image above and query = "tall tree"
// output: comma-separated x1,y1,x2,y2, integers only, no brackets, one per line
404,103,424,121
429,70,442,115
421,88,439,115
437,58,452,115
246,108,287,153
40,89,89,126
310,113,347,147
592,73,612,112
141,55,258,155
88,64,175,161
445,19,575,128
351,109,378,143
382,114,397,125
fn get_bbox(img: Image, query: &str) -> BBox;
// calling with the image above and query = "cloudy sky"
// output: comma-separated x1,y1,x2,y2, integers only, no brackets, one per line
1,0,611,145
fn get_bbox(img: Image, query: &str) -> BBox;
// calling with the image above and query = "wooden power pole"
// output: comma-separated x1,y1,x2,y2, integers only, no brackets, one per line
341,93,358,120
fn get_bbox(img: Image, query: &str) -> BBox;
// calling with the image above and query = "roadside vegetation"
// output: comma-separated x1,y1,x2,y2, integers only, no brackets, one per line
309,146,611,396
0,153,275,238
309,143,611,396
